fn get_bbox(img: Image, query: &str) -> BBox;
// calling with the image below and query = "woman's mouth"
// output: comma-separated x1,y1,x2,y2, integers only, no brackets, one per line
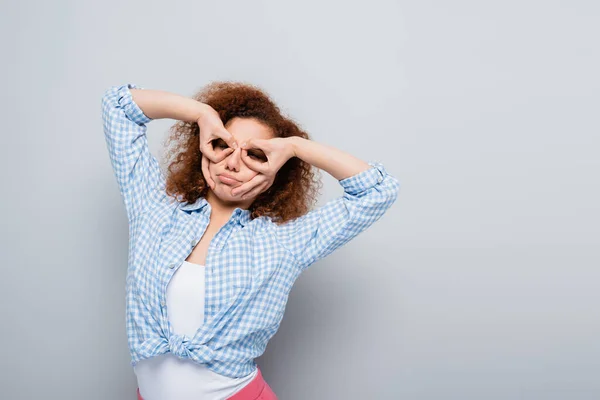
218,175,240,185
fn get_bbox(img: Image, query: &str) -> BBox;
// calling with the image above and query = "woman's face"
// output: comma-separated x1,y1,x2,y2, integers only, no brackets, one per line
206,117,274,203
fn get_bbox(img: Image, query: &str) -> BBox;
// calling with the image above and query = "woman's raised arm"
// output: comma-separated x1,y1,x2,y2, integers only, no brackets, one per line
128,87,208,122
102,83,165,222
273,137,401,271
289,136,373,180
101,83,237,221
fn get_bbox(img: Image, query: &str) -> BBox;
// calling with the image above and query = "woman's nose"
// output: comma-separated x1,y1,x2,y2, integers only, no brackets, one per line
226,147,242,169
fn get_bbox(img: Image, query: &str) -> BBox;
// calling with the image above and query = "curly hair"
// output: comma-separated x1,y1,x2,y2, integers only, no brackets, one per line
162,81,322,225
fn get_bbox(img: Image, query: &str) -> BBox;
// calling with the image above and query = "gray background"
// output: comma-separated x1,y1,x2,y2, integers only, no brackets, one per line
1,0,599,399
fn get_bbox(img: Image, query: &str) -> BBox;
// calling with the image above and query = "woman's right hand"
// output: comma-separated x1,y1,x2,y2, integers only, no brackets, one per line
197,104,238,189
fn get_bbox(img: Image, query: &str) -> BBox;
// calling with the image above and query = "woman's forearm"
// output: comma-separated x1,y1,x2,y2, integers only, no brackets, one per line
289,137,371,181
130,88,210,122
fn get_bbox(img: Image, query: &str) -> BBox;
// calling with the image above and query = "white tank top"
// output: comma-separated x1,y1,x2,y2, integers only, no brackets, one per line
134,260,258,400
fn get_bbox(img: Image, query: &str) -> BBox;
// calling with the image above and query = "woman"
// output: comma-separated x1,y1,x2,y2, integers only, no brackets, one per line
101,82,400,400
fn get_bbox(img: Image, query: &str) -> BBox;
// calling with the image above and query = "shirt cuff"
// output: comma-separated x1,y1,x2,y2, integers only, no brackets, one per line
339,161,386,195
117,83,153,125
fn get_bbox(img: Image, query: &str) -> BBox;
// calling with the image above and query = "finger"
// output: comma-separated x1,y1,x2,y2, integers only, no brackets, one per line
213,146,235,163
200,141,219,163
230,174,263,197
203,142,233,163
219,128,238,150
201,154,215,189
240,149,270,174
241,137,267,151
240,181,269,200
201,156,211,189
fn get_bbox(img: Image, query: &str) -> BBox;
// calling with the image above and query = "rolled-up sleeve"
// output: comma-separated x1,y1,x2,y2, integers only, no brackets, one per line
101,83,165,222
274,161,401,271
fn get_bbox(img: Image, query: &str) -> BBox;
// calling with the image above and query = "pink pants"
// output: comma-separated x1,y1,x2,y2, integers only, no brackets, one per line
136,366,278,400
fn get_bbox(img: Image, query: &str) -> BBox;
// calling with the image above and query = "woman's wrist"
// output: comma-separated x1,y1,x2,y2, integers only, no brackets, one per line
192,102,214,123
288,136,304,159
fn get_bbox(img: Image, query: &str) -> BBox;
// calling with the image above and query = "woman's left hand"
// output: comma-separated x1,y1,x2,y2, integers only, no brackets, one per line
231,137,296,199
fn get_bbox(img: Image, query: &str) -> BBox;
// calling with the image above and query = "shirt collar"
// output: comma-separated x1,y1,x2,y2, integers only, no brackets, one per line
178,197,251,227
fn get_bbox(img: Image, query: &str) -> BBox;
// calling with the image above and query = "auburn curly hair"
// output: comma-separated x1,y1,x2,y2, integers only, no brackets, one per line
162,81,322,225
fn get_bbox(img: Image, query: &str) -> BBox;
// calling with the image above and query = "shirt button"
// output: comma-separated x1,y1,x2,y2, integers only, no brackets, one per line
160,300,166,307
169,262,177,269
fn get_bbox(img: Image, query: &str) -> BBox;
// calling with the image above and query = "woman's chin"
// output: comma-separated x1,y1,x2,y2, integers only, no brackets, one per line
213,184,249,202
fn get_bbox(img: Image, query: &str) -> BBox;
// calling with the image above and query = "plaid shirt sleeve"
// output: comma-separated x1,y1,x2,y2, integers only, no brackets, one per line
101,83,165,222
274,161,401,271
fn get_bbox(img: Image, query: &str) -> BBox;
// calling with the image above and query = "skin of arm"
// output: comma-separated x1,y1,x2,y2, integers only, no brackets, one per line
129,88,210,123
288,136,372,181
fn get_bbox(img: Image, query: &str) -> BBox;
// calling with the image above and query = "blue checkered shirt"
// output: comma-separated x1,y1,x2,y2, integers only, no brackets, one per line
101,83,401,378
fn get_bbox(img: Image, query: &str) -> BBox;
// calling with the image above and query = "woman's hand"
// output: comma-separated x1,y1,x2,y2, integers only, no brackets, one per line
231,137,296,199
196,105,238,189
